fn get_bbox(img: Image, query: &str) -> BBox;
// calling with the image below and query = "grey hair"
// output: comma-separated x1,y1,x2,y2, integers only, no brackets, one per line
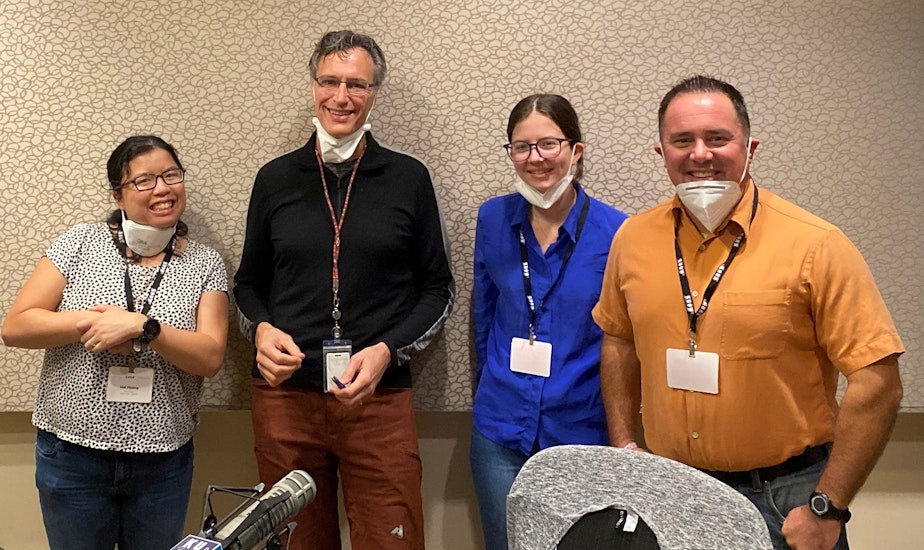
308,30,387,87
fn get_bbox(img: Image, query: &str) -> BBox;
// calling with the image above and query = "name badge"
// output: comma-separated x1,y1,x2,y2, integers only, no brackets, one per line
106,367,154,403
666,348,719,394
323,339,352,392
510,337,552,377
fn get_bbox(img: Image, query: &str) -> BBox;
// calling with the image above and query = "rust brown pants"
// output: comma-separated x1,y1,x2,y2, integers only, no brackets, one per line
251,380,424,550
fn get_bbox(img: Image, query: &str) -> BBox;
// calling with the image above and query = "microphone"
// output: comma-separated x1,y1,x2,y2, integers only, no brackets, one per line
211,470,316,550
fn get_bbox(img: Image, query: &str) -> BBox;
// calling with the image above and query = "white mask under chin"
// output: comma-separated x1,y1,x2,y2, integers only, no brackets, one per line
672,137,753,232
675,181,743,232
513,149,576,209
121,211,176,257
312,117,371,163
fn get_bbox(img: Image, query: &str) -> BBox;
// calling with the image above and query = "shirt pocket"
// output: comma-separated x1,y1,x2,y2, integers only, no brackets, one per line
720,289,793,360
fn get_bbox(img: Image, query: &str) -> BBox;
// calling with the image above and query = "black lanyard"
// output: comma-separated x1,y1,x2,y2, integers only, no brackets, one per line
122,235,175,315
518,193,590,343
316,143,365,340
675,184,758,356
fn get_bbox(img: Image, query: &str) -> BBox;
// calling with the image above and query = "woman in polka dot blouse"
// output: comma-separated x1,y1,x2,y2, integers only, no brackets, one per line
2,135,229,549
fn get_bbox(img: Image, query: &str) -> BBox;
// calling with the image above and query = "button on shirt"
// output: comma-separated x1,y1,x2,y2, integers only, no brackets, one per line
473,184,627,455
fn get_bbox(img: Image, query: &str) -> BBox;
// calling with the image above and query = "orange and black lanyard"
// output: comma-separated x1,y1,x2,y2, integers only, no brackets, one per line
315,145,366,339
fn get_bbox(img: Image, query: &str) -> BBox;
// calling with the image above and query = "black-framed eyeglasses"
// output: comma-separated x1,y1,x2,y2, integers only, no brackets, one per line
504,138,573,162
313,76,377,97
121,168,185,191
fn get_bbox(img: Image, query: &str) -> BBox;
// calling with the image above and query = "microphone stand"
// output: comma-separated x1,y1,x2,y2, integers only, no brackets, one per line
265,522,297,550
198,483,264,540
195,483,299,550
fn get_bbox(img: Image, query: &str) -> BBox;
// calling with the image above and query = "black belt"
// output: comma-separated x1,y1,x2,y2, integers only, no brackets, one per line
703,444,830,489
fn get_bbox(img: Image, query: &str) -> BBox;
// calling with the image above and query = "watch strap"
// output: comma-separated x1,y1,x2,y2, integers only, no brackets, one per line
810,491,851,523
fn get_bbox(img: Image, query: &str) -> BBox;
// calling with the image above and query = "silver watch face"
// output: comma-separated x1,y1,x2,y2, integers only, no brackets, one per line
142,318,160,341
810,494,829,515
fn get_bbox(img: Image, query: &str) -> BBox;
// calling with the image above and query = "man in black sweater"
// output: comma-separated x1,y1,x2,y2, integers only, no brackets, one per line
234,30,454,550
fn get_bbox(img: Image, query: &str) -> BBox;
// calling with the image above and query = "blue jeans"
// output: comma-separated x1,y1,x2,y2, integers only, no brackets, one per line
35,429,194,550
470,427,534,550
720,459,849,550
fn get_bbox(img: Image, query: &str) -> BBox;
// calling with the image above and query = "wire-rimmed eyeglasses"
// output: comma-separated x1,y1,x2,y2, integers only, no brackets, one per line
313,76,377,97
504,138,573,162
121,168,185,192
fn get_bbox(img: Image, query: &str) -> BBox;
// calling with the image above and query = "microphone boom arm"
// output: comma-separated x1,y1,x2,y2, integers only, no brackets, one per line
198,483,266,540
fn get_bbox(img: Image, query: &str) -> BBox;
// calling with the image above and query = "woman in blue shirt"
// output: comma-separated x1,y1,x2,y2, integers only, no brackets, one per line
470,94,628,550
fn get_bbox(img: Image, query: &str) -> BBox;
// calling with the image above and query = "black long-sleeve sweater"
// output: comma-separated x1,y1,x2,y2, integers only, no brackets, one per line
234,133,455,391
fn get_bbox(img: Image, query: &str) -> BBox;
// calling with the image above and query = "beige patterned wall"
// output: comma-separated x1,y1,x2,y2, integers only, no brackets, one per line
1,0,921,412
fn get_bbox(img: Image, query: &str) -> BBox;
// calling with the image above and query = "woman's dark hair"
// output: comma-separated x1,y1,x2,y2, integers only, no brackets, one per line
106,135,188,261
107,135,185,191
506,94,584,180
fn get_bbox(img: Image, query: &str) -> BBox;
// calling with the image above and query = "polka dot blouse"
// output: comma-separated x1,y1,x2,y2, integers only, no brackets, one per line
32,223,228,453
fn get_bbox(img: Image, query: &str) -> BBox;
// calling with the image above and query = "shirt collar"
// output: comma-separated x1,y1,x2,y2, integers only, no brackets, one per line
510,182,587,244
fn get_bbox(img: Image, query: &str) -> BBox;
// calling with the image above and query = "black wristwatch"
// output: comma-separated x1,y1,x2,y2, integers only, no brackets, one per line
139,316,161,345
809,491,851,523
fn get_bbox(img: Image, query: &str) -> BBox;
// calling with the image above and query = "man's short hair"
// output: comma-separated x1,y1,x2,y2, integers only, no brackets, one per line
309,30,387,87
658,75,750,138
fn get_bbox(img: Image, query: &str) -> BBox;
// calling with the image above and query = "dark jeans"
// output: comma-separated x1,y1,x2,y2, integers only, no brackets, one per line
35,429,194,550
719,458,849,550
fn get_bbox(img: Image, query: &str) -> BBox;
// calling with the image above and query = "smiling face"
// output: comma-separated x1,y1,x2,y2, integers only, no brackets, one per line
115,147,186,228
656,91,755,187
510,111,584,193
312,48,377,139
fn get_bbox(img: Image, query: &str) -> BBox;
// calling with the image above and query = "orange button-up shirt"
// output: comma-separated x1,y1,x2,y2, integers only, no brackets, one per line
593,180,904,471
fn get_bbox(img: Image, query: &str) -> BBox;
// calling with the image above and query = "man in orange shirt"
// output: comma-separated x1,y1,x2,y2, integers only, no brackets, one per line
592,75,904,550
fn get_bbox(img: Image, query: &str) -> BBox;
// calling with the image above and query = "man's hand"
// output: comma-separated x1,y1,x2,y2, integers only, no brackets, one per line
619,441,650,453
254,322,304,386
782,505,841,550
331,342,390,406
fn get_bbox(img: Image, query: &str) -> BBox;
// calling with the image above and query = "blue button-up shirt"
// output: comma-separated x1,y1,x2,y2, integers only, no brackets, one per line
472,183,627,455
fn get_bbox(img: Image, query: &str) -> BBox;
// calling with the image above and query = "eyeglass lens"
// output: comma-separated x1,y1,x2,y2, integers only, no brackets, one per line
130,169,185,191
315,77,373,96
507,138,568,161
